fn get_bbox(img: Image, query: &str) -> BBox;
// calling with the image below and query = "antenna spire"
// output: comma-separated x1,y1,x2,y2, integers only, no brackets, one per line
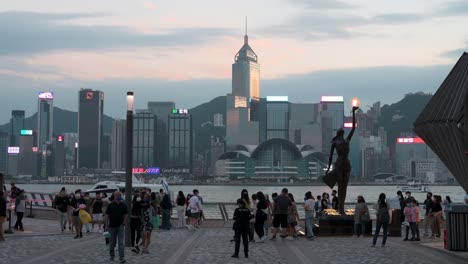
244,16,248,44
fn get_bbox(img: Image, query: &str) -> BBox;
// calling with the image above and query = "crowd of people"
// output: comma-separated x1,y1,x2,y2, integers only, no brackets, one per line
0,183,27,240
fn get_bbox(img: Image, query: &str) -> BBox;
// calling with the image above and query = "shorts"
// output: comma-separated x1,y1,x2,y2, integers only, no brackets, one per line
191,212,200,219
272,214,288,228
72,216,81,226
92,214,103,221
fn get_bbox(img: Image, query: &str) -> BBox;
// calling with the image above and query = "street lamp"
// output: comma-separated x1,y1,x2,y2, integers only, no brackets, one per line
351,97,360,108
125,91,134,247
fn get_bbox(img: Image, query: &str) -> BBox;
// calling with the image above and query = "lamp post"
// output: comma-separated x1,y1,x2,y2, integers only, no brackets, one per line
74,142,78,172
125,91,134,247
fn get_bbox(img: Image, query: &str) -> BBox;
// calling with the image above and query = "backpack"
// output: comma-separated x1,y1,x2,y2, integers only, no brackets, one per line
377,203,390,223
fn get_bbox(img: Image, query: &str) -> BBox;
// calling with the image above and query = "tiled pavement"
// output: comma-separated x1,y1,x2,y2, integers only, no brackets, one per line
1,218,468,264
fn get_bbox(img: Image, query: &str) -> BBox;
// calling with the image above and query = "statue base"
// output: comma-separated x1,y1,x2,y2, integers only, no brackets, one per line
318,214,372,236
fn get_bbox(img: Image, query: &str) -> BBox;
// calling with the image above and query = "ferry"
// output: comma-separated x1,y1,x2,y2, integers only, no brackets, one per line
86,175,169,195
399,180,431,193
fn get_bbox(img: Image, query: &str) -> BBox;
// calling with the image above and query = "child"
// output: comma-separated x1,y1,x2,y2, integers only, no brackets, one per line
403,199,417,241
232,199,253,259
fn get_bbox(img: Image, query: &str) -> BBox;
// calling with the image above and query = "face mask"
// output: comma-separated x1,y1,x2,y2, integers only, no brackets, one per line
136,197,141,202
408,203,413,207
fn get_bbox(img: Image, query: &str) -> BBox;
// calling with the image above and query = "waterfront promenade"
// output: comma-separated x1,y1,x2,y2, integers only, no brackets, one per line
2,218,468,264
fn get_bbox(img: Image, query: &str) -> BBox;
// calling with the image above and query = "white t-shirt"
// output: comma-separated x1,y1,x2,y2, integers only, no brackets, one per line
189,196,202,213
304,198,316,212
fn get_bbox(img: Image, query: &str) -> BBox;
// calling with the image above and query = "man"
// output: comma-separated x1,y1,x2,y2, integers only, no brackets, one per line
91,193,104,233
10,183,20,199
397,191,405,223
423,192,433,237
106,191,128,263
71,190,86,239
188,190,202,230
331,190,339,211
405,191,412,199
53,188,70,231
0,191,6,241
271,188,292,240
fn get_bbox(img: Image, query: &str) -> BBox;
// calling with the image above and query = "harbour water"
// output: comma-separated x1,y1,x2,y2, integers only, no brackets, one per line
14,183,466,203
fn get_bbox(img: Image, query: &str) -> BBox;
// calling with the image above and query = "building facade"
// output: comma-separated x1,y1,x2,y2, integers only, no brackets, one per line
37,92,54,151
9,110,25,146
111,119,126,170
77,89,104,169
148,101,175,168
168,110,193,172
232,28,260,100
0,131,7,173
133,110,157,167
266,96,290,140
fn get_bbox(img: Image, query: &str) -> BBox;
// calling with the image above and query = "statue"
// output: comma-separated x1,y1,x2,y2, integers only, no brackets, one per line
324,105,359,215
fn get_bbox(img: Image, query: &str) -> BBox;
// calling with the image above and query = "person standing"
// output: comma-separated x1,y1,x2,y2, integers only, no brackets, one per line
254,191,268,242
53,188,70,232
130,193,142,253
249,194,257,242
286,193,299,240
321,192,330,212
160,193,172,230
141,193,154,254
176,191,186,228
105,191,128,263
397,191,405,223
354,195,369,237
14,189,26,231
188,190,202,230
71,190,85,238
232,199,253,259
0,191,6,242
314,195,322,218
430,195,443,239
331,190,339,211
403,198,417,241
372,193,390,247
271,188,292,240
91,193,104,233
423,192,433,237
304,191,316,240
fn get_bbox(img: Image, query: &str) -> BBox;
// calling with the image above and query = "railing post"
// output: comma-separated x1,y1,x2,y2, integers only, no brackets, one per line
5,209,13,234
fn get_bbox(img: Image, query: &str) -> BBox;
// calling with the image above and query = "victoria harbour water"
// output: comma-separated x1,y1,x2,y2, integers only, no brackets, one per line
14,184,466,203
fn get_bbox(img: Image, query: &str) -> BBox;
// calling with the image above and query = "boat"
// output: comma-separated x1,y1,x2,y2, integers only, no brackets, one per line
399,180,431,193
86,175,169,195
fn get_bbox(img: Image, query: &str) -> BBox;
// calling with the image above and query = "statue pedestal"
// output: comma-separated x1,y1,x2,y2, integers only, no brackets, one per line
318,215,372,236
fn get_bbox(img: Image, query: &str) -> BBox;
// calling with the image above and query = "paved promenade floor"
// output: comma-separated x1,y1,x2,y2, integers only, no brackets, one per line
1,218,468,264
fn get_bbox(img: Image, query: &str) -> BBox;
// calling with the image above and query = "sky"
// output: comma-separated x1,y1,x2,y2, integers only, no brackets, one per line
0,0,467,123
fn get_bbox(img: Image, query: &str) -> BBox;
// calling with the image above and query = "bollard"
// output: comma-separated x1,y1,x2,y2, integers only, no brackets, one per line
4,209,13,234
27,201,33,218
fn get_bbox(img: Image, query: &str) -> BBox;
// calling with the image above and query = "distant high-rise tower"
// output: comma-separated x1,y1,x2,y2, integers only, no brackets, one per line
37,92,54,151
232,18,260,100
9,110,25,146
111,119,126,170
78,89,104,169
148,101,175,168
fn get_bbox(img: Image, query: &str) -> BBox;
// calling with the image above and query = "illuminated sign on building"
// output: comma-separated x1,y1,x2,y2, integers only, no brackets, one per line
57,135,63,142
321,96,344,103
172,109,189,114
38,92,54,99
8,147,20,154
266,96,289,102
86,92,94,100
344,122,358,128
20,129,33,136
32,147,38,152
396,137,425,144
132,167,161,175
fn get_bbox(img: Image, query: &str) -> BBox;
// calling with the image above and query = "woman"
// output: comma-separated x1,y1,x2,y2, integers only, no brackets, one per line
67,193,75,231
176,191,186,228
130,193,143,253
254,192,268,242
354,195,369,237
264,194,272,238
186,194,192,227
14,190,26,231
286,193,299,240
321,192,329,213
372,193,390,247
141,193,155,254
241,189,251,209
430,195,443,238
304,191,316,240
443,196,452,218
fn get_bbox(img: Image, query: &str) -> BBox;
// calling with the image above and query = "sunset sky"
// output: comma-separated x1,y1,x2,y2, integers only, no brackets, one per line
1,0,467,123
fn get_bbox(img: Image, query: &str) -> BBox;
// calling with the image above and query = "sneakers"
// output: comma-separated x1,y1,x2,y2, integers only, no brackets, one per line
131,247,140,254
231,254,239,258
307,236,316,241
245,253,249,258
403,238,409,241
119,259,126,263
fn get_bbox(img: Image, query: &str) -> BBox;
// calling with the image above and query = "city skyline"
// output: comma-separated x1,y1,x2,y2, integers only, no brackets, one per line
1,0,468,123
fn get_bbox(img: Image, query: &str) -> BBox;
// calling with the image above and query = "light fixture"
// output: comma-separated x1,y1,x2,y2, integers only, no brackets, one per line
126,91,134,112
351,97,360,108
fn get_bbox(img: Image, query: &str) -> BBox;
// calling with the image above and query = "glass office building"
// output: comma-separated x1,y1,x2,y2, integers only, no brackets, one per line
9,110,25,146
133,110,157,167
168,111,192,172
266,97,290,140
37,92,54,151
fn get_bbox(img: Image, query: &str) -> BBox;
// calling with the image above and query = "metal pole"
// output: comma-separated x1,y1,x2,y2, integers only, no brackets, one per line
125,92,134,247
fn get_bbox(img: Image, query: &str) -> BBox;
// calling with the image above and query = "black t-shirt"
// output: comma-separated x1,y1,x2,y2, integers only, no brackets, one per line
176,196,186,206
432,203,442,213
55,195,69,212
92,199,103,214
424,199,433,216
332,196,339,210
71,197,86,216
106,202,128,228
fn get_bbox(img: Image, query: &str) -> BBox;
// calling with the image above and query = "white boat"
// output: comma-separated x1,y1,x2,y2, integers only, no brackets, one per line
399,180,431,193
86,175,169,194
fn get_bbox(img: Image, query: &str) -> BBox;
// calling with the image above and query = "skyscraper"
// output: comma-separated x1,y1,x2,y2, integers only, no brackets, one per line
148,101,175,168
9,110,25,146
78,89,104,169
19,130,35,176
168,109,192,172
0,131,8,172
266,96,290,140
320,96,344,153
37,92,54,151
232,20,260,100
111,119,126,170
133,110,157,167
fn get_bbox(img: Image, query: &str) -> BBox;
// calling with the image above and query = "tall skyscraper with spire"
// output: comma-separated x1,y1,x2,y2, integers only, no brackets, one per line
232,18,260,100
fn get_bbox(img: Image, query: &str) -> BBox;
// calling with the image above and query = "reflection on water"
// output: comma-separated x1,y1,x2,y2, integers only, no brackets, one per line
15,184,466,203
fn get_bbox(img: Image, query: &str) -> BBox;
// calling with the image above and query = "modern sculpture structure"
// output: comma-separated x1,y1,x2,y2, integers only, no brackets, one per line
324,104,359,215
414,52,468,192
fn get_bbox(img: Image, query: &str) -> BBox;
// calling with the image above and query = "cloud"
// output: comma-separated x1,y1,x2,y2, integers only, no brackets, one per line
372,13,426,24
285,0,356,10
0,11,232,55
440,44,467,59
438,0,468,16
140,0,157,10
